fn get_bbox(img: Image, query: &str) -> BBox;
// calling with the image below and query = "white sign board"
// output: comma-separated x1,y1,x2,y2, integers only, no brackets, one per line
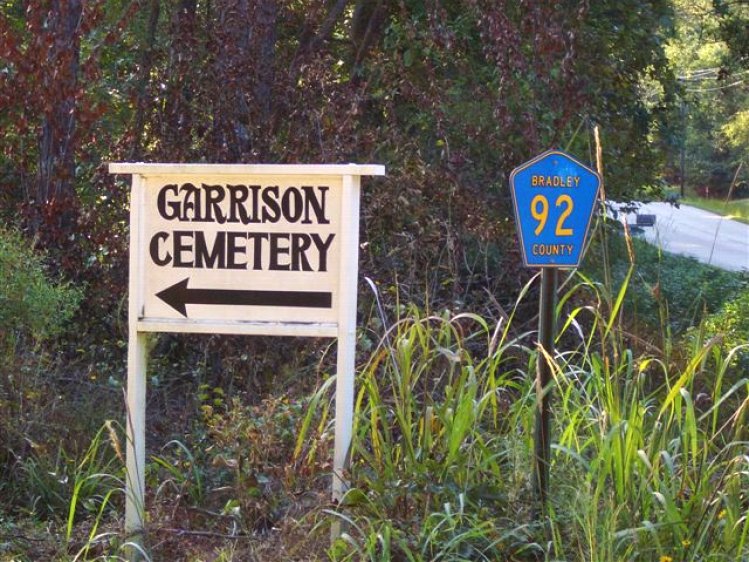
139,173,343,327
109,163,385,547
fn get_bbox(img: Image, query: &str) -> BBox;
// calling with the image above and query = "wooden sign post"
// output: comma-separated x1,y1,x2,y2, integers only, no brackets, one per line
109,163,385,551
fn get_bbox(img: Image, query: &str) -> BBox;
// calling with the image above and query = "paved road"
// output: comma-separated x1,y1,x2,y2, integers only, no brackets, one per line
619,202,749,272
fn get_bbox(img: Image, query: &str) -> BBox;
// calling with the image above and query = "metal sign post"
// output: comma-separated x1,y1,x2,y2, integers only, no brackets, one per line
110,163,384,556
533,267,556,512
509,150,600,515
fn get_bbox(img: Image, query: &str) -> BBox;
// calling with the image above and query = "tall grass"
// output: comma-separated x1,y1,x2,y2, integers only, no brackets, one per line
326,274,749,561
12,421,130,561
328,304,538,560
551,274,749,561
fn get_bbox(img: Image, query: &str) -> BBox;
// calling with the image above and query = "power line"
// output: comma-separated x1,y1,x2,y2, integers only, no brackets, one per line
678,68,749,82
685,78,746,92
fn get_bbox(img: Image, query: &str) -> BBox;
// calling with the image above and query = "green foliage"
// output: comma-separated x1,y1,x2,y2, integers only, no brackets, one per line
689,287,749,374
572,0,677,199
722,109,749,153
1,0,685,317
664,0,749,195
583,222,748,335
3,267,748,560
18,422,123,522
330,306,538,560
152,389,334,536
701,289,749,350
2,2,748,559
329,279,749,561
0,227,82,352
1,422,138,561
150,438,205,508
713,0,749,63
0,227,85,509
548,274,749,560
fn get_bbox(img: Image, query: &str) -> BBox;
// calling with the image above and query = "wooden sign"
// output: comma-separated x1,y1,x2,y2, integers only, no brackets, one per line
109,163,385,548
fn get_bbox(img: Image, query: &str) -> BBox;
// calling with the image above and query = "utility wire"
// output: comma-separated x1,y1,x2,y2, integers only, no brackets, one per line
685,79,746,92
678,68,749,82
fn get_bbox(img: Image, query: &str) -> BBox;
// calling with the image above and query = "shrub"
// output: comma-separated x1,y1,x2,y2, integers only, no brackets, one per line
0,227,84,510
583,222,748,335
0,227,82,352
701,288,749,349
687,287,749,374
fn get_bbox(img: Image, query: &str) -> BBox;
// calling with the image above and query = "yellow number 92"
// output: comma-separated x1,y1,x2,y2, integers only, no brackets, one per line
530,194,574,237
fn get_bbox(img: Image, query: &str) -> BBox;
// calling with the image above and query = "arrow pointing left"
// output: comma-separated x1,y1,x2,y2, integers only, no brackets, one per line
156,278,333,317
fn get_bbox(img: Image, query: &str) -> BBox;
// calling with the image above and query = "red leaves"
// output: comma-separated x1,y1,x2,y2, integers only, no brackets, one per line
469,0,588,155
0,0,138,275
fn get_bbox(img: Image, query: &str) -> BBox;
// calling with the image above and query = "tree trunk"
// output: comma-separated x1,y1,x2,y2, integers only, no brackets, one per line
254,0,276,123
211,0,252,161
253,0,277,158
289,0,348,83
351,0,385,67
163,0,197,159
37,0,82,234
130,0,161,160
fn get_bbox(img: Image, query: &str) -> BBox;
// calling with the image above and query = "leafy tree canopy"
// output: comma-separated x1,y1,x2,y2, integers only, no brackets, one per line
0,0,683,310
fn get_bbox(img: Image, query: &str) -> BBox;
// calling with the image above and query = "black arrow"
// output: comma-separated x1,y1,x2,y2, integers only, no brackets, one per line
156,278,332,317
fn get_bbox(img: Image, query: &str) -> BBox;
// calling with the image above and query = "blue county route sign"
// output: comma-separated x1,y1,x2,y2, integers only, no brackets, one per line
509,150,601,268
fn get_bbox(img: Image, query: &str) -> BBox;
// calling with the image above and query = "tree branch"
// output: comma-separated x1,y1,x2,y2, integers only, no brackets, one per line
289,0,349,79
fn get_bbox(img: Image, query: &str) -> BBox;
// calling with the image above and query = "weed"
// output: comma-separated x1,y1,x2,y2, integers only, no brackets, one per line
327,274,749,561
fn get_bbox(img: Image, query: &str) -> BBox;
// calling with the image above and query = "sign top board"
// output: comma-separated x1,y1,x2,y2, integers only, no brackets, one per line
111,163,384,337
109,163,385,176
509,150,601,268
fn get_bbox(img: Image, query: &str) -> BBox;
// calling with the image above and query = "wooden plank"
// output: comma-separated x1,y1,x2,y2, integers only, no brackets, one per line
332,174,360,503
109,162,385,176
125,175,147,546
136,319,338,337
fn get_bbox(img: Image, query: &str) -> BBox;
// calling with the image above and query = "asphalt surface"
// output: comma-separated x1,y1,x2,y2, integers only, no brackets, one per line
620,202,749,272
